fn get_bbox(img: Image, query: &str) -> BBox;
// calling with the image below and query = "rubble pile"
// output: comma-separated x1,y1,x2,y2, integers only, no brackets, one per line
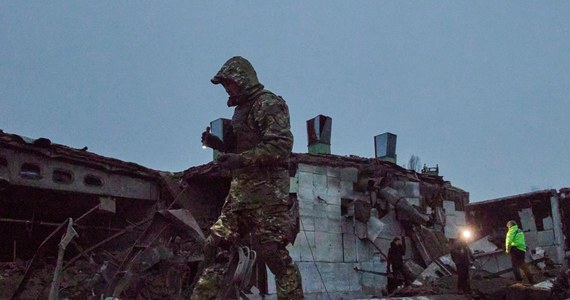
2,130,569,299
0,237,203,299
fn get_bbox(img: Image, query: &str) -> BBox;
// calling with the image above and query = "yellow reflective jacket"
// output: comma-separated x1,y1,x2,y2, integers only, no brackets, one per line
505,224,527,253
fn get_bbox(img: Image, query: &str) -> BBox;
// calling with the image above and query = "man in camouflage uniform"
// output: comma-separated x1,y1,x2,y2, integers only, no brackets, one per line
192,56,303,299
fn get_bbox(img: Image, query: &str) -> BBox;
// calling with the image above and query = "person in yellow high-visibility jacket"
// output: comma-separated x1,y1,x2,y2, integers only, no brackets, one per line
505,220,534,283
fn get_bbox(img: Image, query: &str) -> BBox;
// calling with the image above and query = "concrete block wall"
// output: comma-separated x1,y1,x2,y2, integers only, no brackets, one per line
393,180,422,213
283,164,439,298
359,255,388,296
282,164,363,297
443,200,467,239
519,208,537,232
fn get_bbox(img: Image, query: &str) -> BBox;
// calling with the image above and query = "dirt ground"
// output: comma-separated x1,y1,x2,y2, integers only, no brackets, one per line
1,257,197,300
389,272,556,300
2,259,564,300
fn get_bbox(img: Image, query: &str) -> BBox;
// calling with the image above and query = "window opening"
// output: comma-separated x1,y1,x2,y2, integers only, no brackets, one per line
53,169,73,184
84,174,103,187
20,163,41,180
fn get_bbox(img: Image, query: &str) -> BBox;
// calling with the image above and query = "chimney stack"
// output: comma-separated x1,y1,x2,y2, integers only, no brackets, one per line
374,132,397,163
306,115,332,154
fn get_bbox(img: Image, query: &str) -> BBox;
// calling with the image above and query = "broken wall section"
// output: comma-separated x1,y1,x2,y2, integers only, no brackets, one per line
262,156,469,299
467,189,569,269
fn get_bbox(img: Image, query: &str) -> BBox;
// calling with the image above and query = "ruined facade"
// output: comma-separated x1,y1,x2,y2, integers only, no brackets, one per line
182,155,469,298
0,118,470,299
466,188,570,278
0,130,210,299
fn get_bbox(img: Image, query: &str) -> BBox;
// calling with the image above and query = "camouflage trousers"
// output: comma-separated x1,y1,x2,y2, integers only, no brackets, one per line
191,191,303,299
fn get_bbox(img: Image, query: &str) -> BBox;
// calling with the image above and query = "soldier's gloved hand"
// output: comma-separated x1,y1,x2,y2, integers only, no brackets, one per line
201,127,224,150
217,153,241,170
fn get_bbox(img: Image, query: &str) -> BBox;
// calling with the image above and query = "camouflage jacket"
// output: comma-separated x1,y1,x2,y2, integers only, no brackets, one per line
212,56,294,180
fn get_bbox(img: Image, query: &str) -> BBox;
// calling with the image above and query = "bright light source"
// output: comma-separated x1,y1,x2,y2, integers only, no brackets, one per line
461,229,472,240
202,145,208,149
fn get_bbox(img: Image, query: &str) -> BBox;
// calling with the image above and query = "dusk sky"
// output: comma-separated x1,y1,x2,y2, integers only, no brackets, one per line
1,2,568,202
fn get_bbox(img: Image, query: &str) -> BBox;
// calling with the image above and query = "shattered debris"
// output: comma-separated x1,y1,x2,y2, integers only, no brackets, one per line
2,128,569,299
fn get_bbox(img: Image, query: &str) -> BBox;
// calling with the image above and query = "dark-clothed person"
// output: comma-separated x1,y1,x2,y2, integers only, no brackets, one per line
505,220,534,283
550,268,570,299
191,56,303,299
386,236,409,293
449,238,472,294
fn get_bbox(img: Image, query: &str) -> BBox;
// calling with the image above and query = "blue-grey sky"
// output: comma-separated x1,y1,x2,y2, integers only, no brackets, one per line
1,2,569,202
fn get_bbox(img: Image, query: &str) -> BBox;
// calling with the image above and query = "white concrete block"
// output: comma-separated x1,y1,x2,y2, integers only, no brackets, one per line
340,180,355,198
366,216,385,241
356,239,375,261
298,163,317,174
297,185,315,202
469,236,500,253
326,167,341,178
313,173,328,189
341,218,354,234
316,194,341,206
406,197,420,207
543,217,554,230
443,200,456,214
444,216,459,239
295,230,316,262
267,266,276,293
298,171,314,187
296,262,360,294
519,208,537,232
542,246,559,260
314,215,343,234
375,210,401,239
297,262,325,293
314,231,344,262
343,233,357,262
300,216,314,231
355,220,367,239
315,166,327,175
360,256,388,291
537,229,555,246
287,241,300,262
371,237,391,258
314,201,341,219
318,262,361,292
289,176,298,193
454,211,466,226
326,176,342,196
393,180,420,198
340,167,358,182
525,231,538,250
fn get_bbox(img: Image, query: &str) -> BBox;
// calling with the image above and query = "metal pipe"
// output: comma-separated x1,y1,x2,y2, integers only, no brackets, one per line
353,266,388,277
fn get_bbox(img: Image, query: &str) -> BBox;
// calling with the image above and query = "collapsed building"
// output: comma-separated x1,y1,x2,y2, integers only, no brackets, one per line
466,188,570,279
0,114,472,299
0,129,208,299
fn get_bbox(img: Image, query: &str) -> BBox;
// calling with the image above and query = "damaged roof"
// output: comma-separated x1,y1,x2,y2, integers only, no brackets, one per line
0,129,160,180
183,152,452,186
467,189,559,207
